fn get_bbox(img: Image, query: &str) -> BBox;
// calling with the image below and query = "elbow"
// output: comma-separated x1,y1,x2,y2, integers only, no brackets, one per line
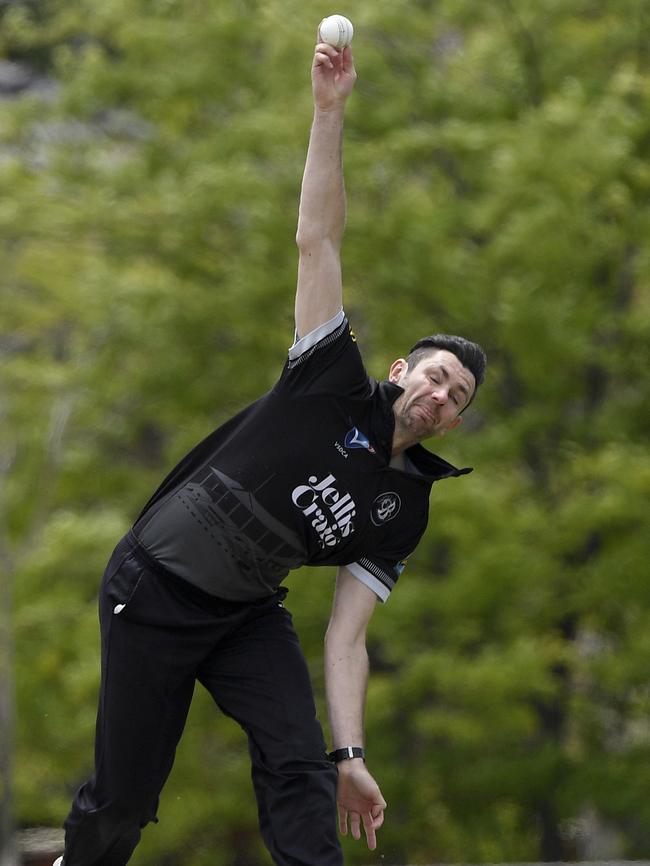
324,621,367,656
296,227,342,253
324,628,369,677
295,229,312,252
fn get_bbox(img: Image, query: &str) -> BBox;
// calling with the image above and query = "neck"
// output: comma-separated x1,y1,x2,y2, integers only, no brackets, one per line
391,427,418,458
389,451,407,470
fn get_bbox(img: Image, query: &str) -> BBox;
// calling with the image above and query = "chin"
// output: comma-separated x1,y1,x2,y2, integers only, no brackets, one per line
414,423,436,439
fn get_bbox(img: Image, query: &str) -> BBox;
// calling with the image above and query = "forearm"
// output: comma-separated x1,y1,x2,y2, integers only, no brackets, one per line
324,626,368,749
296,108,346,250
324,569,385,849
293,42,356,336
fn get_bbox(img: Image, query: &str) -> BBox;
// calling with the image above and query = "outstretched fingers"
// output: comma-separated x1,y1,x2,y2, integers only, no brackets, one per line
338,805,363,841
337,804,385,851
337,803,348,836
362,804,385,851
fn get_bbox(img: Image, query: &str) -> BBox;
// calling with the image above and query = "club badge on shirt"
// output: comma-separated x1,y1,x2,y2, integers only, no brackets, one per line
371,492,401,526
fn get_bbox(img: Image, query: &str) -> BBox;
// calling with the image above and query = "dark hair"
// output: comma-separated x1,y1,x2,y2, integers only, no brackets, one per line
407,334,487,405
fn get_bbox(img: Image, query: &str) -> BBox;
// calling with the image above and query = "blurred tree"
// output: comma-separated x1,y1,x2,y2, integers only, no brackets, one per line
348,0,650,862
1,0,649,864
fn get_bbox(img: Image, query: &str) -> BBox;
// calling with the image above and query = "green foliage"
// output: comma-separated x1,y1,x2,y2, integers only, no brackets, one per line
3,0,650,863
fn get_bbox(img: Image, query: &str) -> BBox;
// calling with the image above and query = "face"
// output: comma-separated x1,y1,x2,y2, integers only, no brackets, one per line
389,349,476,443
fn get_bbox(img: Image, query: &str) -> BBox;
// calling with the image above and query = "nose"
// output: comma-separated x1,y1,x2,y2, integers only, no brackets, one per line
431,387,448,405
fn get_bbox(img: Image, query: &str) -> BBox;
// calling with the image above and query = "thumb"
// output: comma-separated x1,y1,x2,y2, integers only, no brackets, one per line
370,803,385,828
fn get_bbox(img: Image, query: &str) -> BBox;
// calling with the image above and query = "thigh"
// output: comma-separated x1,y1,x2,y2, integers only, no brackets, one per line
94,551,206,808
196,599,327,762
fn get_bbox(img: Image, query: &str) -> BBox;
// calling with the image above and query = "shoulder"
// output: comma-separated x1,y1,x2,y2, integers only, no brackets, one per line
275,309,370,400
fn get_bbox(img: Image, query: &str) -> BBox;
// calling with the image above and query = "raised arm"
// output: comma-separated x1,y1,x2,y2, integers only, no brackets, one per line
294,40,357,339
325,567,386,850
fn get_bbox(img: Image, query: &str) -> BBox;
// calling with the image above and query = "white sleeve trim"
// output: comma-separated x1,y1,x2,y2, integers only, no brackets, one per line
345,562,391,603
288,309,345,360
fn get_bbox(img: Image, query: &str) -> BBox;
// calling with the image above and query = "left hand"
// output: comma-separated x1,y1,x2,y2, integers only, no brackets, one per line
336,761,387,850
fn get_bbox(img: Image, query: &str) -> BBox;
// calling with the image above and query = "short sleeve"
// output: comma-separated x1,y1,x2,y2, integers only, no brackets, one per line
275,309,371,399
345,555,409,603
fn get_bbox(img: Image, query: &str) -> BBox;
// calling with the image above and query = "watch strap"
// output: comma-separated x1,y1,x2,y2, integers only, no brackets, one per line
328,746,365,763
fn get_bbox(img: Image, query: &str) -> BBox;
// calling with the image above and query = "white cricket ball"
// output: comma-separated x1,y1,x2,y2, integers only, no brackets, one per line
319,14,354,49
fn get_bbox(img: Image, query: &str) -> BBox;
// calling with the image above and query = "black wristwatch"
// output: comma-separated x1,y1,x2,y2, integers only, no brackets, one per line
328,746,365,763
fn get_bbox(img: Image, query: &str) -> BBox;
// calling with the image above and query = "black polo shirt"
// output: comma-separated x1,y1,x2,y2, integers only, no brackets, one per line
134,311,471,602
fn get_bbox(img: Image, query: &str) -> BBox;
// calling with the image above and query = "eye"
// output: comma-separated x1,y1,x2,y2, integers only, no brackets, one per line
429,374,440,384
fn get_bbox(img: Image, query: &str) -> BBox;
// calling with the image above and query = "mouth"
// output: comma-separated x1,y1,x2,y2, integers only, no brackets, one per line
412,404,437,426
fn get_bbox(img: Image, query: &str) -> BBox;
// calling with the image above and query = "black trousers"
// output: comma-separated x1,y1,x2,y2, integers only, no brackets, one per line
62,532,341,866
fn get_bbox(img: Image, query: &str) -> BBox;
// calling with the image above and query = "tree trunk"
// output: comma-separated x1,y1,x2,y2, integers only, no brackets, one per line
0,559,17,866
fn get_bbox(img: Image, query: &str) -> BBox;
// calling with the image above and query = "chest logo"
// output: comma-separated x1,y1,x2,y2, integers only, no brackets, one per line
291,473,356,547
371,492,401,526
344,427,376,453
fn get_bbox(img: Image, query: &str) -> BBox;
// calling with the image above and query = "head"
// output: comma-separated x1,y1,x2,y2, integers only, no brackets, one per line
389,334,486,446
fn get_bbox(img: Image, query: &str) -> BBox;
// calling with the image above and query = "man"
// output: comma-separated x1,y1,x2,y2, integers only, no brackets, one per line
54,36,486,866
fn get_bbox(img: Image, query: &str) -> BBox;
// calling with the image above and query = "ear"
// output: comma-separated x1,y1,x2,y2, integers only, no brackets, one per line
389,358,408,384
